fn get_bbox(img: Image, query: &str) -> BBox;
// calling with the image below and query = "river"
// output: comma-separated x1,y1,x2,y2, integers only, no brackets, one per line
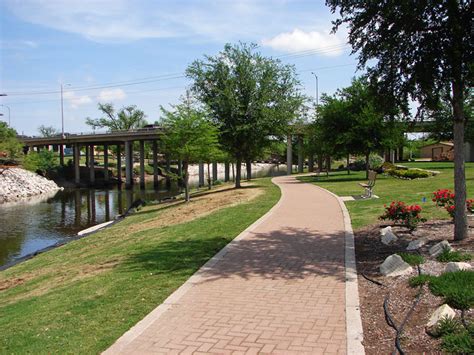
0,163,287,268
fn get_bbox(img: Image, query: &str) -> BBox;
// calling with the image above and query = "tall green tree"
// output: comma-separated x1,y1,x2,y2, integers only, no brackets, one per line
86,103,147,131
327,0,473,240
160,98,221,201
186,42,303,188
38,125,59,137
0,122,22,160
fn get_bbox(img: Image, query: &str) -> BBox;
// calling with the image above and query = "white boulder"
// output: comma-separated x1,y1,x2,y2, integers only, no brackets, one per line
444,262,472,273
426,304,456,330
380,226,398,245
407,239,426,251
429,240,453,257
380,254,413,277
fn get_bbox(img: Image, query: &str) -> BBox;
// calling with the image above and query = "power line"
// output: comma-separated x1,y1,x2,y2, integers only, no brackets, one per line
3,43,351,97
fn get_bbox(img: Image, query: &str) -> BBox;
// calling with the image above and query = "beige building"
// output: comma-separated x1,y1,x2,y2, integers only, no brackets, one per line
420,142,454,161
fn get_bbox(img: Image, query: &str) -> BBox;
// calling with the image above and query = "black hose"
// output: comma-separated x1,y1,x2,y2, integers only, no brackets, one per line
361,272,386,287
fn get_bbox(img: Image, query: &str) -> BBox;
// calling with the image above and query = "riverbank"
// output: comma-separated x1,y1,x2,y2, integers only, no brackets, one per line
0,177,280,353
0,167,62,204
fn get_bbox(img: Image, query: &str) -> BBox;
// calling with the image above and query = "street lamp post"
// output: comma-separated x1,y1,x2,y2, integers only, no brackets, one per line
0,105,11,126
311,72,318,110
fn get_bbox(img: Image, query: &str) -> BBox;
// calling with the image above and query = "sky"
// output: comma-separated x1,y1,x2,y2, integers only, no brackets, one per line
0,0,362,136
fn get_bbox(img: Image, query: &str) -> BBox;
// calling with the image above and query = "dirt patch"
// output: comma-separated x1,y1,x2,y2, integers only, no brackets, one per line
355,220,473,354
128,185,263,234
0,277,28,291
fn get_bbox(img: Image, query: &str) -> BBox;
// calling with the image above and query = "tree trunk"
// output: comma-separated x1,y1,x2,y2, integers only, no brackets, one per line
318,155,323,171
207,162,212,190
235,158,242,188
308,154,314,172
347,154,350,175
365,151,370,179
232,162,235,181
326,155,330,177
246,159,251,180
453,81,467,240
183,160,190,202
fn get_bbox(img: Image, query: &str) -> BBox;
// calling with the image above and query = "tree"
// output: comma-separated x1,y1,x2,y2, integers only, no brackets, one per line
186,42,303,188
160,98,221,201
327,1,472,240
86,103,147,131
0,122,23,160
38,125,59,137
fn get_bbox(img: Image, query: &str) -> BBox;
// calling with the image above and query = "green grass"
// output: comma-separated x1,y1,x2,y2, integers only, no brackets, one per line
0,178,280,354
298,161,474,229
398,252,425,266
429,271,474,310
436,249,473,262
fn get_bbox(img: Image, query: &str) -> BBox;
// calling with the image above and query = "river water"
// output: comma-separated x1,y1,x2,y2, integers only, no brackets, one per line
0,164,287,268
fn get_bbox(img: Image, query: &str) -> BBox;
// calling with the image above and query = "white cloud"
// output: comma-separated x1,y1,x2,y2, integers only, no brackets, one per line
4,0,339,43
63,91,92,109
262,29,345,55
97,88,126,101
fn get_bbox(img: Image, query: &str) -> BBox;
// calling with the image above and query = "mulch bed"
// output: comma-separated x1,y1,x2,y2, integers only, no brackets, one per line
355,220,473,354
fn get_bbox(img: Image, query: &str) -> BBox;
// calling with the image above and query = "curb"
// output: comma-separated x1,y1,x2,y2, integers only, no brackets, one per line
309,183,365,354
103,177,286,354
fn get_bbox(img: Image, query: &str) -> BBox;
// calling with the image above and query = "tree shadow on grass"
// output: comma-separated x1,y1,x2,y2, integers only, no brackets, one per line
298,175,366,183
122,226,346,284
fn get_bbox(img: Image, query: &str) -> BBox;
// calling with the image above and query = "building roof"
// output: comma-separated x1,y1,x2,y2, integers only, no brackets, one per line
422,141,454,148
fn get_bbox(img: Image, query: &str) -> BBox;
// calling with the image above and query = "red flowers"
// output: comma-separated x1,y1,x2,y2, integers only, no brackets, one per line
380,201,425,231
432,189,474,219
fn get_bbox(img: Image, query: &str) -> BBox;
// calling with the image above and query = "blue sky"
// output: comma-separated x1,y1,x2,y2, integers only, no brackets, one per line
0,0,362,135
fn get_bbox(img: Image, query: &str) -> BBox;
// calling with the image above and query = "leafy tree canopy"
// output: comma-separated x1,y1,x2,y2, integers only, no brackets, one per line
186,42,303,187
86,103,147,131
38,125,60,137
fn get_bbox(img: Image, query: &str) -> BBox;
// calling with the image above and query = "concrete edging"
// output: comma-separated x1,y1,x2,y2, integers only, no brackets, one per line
309,183,365,354
103,178,286,354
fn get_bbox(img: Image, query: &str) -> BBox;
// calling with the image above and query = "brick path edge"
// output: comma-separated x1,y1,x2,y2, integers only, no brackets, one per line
309,184,365,354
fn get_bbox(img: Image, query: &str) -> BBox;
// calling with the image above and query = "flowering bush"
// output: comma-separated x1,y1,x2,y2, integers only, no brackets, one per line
432,189,455,207
432,189,474,219
380,201,426,231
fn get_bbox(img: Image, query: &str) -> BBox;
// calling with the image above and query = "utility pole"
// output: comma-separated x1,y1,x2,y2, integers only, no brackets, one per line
61,84,65,138
311,72,318,110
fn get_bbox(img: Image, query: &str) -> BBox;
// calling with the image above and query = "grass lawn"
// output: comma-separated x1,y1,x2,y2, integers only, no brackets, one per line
298,161,474,229
0,178,280,354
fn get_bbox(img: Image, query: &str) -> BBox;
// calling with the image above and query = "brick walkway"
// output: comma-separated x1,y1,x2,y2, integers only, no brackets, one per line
106,175,347,354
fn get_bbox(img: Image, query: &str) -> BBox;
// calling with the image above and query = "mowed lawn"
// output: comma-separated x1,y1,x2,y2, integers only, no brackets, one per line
299,162,474,229
0,178,280,354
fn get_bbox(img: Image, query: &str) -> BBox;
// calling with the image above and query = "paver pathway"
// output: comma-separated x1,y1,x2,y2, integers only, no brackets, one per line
106,175,347,354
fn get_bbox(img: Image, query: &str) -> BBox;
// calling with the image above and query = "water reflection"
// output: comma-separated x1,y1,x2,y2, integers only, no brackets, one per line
0,164,286,268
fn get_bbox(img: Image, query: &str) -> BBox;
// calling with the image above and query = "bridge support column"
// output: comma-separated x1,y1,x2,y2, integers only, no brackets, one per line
103,144,109,183
198,162,205,187
298,135,304,173
152,140,159,187
59,144,64,166
224,162,230,182
74,144,81,186
85,145,89,166
286,134,292,175
212,162,218,181
89,144,95,185
125,141,133,189
139,140,145,189
116,144,122,185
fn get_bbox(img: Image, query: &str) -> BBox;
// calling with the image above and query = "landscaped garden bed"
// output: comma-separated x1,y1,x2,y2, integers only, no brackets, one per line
355,220,473,354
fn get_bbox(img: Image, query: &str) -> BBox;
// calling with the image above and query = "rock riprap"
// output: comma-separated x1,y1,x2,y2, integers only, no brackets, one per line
429,240,453,257
0,168,62,204
380,226,398,245
426,304,456,333
444,262,472,273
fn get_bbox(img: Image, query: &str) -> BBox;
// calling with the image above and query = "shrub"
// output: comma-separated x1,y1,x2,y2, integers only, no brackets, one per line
23,150,59,173
380,201,426,230
433,317,463,338
409,274,434,287
387,168,431,179
441,331,474,354
432,189,474,219
369,154,384,170
398,252,425,266
436,249,472,262
380,161,396,172
429,271,474,310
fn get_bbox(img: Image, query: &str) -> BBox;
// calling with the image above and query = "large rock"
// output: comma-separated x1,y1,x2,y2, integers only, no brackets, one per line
380,254,413,277
444,262,472,273
407,239,426,251
426,304,456,333
380,226,398,245
429,240,453,257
